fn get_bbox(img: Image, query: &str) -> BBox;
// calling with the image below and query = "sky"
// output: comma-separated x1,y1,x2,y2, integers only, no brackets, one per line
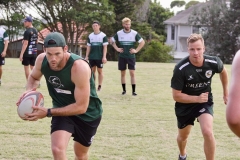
157,0,206,13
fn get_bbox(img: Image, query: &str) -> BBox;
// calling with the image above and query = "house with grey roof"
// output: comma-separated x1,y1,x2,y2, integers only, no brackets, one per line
164,2,207,61
164,0,230,62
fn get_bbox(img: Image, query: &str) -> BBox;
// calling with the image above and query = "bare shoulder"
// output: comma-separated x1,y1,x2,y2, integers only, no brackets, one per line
36,52,46,62
72,59,91,76
35,53,46,68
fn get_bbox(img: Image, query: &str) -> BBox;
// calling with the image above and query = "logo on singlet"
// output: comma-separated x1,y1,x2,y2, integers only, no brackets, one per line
48,76,64,88
188,75,194,80
205,70,212,78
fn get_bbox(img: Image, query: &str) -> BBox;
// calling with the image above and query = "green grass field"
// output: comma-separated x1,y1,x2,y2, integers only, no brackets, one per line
0,58,239,160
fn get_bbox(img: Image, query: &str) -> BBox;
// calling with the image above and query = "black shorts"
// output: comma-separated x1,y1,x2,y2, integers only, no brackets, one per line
22,56,37,66
176,103,213,129
89,59,103,68
51,116,102,147
0,56,5,66
118,57,135,70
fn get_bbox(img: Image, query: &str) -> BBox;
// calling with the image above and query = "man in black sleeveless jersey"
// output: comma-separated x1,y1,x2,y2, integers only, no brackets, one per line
19,16,38,85
17,32,102,160
226,50,240,137
171,33,228,160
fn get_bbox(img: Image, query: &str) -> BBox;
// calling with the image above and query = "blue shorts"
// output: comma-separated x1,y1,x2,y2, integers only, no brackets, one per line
118,57,135,70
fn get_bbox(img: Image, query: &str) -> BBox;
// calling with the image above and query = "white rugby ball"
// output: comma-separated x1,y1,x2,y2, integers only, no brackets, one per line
17,91,44,119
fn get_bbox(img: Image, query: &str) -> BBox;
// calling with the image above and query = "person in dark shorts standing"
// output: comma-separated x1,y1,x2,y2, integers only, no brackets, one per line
85,20,108,91
16,32,102,159
171,33,228,160
111,17,145,96
19,16,38,84
0,26,9,86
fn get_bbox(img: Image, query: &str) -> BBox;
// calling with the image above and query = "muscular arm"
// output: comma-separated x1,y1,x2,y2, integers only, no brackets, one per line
226,51,240,137
219,67,228,104
51,60,91,116
172,88,208,103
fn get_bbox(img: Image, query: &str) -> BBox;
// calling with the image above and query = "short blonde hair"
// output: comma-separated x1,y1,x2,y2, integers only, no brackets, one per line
122,17,131,24
187,33,204,46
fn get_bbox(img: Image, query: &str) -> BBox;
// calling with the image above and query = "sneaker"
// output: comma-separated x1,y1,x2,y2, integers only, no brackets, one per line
132,92,137,96
97,85,101,91
122,91,126,95
178,154,187,160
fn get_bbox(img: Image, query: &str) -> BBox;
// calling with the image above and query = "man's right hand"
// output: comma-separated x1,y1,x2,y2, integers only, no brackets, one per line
116,48,124,53
19,54,23,61
16,88,36,106
198,92,209,103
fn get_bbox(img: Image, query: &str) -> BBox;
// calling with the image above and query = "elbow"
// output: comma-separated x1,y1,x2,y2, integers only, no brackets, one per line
78,105,88,115
172,95,179,102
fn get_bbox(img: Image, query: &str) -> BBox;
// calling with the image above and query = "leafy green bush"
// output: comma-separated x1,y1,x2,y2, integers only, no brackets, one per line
137,40,173,62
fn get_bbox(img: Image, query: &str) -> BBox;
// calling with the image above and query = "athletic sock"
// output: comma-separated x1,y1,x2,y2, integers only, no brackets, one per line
180,154,187,159
122,84,126,92
132,84,136,93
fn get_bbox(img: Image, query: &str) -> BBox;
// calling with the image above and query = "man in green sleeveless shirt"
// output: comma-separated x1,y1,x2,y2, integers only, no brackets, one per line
17,32,102,160
171,34,228,160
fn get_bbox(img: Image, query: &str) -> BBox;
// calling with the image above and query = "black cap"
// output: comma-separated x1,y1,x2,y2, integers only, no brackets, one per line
93,20,100,25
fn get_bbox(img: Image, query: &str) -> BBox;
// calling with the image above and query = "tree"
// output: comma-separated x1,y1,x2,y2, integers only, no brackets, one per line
170,0,186,8
23,0,115,53
185,1,200,9
138,40,173,62
148,0,173,39
188,0,237,63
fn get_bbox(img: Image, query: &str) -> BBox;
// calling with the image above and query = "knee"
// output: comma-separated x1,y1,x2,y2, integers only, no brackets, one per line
202,129,214,139
98,70,103,75
177,134,189,142
129,72,135,77
51,146,65,157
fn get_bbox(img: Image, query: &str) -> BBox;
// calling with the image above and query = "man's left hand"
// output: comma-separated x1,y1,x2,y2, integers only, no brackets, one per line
130,48,137,54
102,57,107,64
24,106,48,121
1,51,6,57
